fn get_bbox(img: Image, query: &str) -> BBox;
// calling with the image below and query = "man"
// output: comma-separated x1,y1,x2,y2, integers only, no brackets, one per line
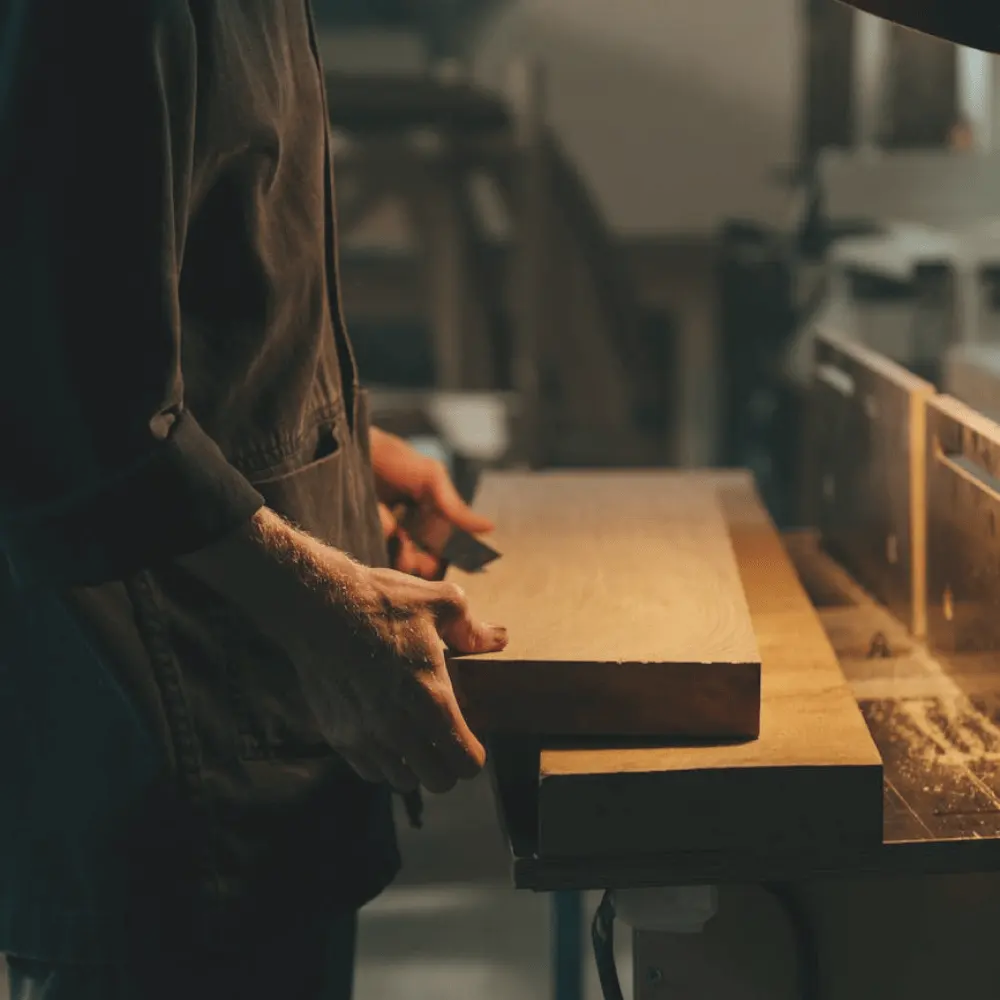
0,3,505,998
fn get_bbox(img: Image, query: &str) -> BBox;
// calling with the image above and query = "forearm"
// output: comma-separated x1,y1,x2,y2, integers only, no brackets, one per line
177,507,374,659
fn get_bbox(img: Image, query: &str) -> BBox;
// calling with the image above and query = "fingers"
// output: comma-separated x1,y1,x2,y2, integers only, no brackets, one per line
338,567,502,796
380,502,444,579
395,730,463,794
377,502,397,540
428,475,495,536
338,746,384,785
342,742,420,793
375,636,487,791
367,573,507,650
340,723,481,795
430,582,509,655
405,674,487,782
391,530,442,580
368,744,421,793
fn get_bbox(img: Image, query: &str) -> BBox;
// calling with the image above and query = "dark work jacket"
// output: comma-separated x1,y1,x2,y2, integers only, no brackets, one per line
0,1,398,962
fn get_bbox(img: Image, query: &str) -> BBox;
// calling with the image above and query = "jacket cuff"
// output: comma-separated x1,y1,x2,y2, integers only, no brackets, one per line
1,411,265,587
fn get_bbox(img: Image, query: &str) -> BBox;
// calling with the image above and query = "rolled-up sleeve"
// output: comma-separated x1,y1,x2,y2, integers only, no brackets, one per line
0,2,264,587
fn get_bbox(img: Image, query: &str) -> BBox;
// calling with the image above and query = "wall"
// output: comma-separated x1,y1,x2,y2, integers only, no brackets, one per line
472,0,800,235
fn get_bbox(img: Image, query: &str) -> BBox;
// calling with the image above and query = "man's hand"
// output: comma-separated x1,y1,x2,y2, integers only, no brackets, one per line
304,564,504,793
179,508,507,794
370,427,493,579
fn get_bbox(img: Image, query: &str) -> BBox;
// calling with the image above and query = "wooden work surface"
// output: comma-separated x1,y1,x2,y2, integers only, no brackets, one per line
447,471,761,738
489,472,885,874
498,529,1000,891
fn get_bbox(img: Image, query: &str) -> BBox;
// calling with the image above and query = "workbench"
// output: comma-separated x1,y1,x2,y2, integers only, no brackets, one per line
487,469,1000,999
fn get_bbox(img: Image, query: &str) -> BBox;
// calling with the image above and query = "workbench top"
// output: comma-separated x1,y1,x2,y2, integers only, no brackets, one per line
489,489,1000,892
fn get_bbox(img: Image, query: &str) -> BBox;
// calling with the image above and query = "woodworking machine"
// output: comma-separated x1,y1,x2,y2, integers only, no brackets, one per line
480,328,1000,1000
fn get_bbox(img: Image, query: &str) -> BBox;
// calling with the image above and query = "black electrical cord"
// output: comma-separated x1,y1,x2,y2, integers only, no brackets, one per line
590,885,821,1000
590,890,624,1000
761,881,822,1000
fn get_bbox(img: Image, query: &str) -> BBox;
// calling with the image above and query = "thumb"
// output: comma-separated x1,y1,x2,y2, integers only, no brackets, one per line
430,583,508,655
377,502,398,540
429,476,495,536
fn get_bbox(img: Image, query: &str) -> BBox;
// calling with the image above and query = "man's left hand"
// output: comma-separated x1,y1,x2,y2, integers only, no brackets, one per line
370,427,494,579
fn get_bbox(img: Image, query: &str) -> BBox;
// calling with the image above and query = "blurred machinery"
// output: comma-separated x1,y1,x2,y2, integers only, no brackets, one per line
314,2,1000,513
312,0,507,62
326,66,672,471
312,0,676,474
718,0,1000,528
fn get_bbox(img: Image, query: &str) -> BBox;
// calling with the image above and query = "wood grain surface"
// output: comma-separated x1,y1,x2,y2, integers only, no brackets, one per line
506,530,1000,892
528,475,884,860
446,471,761,738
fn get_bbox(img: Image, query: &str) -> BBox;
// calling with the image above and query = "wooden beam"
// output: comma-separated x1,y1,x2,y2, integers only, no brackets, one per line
528,474,883,859
447,472,762,739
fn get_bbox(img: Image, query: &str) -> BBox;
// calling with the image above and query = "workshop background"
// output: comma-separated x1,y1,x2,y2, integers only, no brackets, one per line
8,1,1000,998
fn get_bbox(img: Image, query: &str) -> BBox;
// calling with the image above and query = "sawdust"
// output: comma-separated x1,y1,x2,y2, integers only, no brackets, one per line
901,696,1000,765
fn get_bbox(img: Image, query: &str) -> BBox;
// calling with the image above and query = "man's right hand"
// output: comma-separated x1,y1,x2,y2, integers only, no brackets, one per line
179,508,507,794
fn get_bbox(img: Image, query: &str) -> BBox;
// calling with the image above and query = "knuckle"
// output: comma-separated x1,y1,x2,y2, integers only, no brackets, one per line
400,641,438,676
438,581,468,611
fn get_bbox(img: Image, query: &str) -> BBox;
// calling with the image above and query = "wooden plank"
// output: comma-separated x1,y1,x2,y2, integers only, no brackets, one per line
807,329,934,636
531,477,883,859
447,471,761,739
504,530,1000,891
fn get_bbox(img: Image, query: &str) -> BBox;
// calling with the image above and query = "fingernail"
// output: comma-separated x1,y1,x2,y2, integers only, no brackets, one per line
489,625,509,646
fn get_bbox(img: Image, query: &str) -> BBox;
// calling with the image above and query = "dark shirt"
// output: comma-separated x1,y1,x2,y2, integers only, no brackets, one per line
0,0,364,584
0,1,398,961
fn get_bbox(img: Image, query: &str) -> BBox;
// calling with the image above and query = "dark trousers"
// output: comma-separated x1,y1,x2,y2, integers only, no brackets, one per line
5,912,357,1000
